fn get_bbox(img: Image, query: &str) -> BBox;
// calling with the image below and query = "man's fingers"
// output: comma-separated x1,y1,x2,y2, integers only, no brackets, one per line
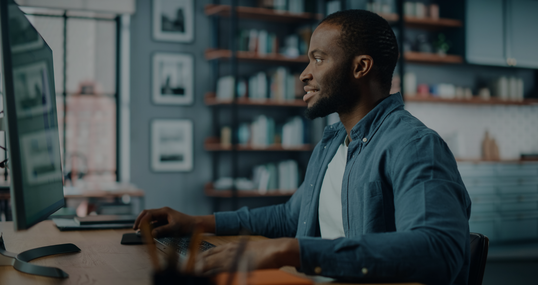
151,223,175,238
133,208,170,230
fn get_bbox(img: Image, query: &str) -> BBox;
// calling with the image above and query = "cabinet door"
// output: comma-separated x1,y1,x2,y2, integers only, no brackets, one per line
466,0,507,66
507,0,538,68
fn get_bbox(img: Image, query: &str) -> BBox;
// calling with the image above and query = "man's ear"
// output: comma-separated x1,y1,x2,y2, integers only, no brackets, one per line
352,55,373,79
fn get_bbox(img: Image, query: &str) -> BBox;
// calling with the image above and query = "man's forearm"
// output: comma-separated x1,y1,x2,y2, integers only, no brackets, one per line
275,238,301,268
194,215,216,233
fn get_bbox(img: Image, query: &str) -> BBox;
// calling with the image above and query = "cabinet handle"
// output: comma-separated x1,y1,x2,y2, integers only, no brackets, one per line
512,58,517,66
507,58,512,66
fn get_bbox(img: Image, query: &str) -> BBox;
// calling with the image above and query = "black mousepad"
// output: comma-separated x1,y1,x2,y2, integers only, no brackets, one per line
121,233,145,245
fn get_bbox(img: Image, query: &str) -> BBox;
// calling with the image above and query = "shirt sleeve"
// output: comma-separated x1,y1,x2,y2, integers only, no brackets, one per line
214,181,305,238
297,133,472,285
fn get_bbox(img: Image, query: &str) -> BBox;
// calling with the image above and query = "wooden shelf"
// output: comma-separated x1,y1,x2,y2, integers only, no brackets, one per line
404,51,463,64
205,137,313,152
204,4,322,22
405,95,538,106
205,49,309,64
204,92,306,107
205,183,295,198
381,13,462,28
405,16,462,29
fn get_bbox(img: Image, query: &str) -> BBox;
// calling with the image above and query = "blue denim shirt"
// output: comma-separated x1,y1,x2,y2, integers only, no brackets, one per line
215,93,472,285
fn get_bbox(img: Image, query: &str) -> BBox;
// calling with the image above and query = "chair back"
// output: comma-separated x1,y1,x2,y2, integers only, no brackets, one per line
468,232,489,285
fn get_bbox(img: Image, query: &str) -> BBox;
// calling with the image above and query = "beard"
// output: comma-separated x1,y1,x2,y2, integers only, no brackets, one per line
303,61,358,120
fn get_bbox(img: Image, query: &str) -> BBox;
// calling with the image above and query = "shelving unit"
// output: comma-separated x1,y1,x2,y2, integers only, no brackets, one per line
404,96,538,106
404,51,463,64
205,1,319,211
204,4,322,22
205,49,309,63
204,138,313,152
205,183,294,198
204,92,307,107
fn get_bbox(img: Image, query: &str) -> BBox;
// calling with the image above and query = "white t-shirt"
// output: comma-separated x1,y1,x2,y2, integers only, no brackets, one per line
318,137,349,239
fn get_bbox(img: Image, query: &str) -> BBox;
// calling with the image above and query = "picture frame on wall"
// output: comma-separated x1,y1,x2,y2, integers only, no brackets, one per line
152,52,193,105
153,0,194,43
151,119,193,172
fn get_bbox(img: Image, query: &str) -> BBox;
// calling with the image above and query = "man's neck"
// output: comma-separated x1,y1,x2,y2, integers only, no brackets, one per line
339,91,389,142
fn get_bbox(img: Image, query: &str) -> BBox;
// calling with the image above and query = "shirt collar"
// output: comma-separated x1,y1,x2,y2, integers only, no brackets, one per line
321,93,404,144
349,93,404,144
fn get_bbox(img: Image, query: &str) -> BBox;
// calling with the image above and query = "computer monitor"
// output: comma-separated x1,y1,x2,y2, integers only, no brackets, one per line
0,0,79,278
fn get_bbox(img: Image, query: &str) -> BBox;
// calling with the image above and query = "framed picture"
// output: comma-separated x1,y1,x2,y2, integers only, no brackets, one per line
151,119,193,172
152,52,193,105
153,0,194,43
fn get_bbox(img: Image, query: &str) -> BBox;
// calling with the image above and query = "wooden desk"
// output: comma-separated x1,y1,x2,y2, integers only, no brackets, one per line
0,221,420,285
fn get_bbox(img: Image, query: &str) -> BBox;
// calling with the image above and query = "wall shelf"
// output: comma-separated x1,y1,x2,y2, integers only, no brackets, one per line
204,4,322,22
205,92,306,107
404,16,463,29
405,51,464,64
405,96,538,106
382,14,463,29
205,49,309,64
204,138,313,152
205,184,294,198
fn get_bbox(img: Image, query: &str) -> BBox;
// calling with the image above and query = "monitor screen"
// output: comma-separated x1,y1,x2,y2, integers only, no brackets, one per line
1,0,64,230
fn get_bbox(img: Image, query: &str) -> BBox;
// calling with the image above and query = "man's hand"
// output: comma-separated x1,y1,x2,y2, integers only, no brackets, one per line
197,238,300,275
133,207,215,237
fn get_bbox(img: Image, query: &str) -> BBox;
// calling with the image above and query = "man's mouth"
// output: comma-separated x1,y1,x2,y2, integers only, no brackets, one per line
303,89,319,102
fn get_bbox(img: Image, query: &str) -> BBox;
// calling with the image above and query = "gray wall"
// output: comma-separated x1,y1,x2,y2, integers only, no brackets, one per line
130,0,213,215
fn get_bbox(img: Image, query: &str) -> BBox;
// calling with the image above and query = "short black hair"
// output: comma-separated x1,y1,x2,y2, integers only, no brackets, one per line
320,9,399,92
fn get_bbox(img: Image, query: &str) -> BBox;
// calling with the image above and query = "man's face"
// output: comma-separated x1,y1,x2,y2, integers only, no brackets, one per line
300,23,357,120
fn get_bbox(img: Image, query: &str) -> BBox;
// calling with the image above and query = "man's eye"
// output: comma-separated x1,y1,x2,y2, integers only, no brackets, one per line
315,58,322,63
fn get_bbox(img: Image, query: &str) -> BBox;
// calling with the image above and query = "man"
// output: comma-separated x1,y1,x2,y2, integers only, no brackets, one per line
134,10,471,285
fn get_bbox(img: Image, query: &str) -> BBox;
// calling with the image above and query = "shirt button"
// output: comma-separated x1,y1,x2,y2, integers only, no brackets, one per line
304,221,306,224
310,184,313,187
324,146,326,149
362,138,367,143
315,267,322,274
362,268,368,275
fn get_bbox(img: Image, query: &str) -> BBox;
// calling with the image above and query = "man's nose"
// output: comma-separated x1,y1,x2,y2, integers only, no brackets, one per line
299,65,312,83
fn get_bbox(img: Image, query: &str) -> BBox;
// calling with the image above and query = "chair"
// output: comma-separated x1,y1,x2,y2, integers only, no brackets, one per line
468,232,489,285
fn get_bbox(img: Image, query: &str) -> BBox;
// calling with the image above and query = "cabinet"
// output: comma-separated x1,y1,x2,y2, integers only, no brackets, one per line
204,2,321,211
466,0,538,68
460,162,538,243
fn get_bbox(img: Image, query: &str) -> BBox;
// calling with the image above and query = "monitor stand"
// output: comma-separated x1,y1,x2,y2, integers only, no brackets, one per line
0,233,80,278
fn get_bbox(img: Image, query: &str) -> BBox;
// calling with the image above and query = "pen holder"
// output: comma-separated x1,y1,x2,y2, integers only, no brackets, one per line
153,269,213,285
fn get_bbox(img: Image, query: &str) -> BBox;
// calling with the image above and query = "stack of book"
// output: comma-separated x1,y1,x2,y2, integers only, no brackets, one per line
253,160,299,193
236,115,307,148
216,69,302,102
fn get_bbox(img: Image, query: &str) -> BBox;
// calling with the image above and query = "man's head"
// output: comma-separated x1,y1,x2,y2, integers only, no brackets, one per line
301,10,398,120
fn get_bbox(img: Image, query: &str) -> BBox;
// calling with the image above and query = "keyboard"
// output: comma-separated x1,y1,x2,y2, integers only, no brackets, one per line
154,237,215,257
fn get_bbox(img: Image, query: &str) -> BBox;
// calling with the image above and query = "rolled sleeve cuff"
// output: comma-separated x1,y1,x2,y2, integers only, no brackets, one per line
298,237,368,279
214,211,241,236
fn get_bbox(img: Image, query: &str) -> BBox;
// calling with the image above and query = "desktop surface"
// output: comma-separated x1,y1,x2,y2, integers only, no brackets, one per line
0,221,421,285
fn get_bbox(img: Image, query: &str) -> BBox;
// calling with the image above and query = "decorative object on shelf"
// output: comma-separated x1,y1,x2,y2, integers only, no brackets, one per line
491,76,524,101
220,126,231,148
481,131,500,161
152,52,193,105
153,0,194,43
416,34,433,53
433,33,451,55
478,87,491,100
414,2,426,18
151,119,193,172
403,72,417,96
429,4,439,20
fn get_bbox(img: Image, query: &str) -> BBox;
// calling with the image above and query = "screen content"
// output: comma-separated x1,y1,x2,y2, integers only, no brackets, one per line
7,2,63,226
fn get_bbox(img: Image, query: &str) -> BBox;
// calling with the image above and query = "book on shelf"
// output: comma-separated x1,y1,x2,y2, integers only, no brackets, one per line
253,160,298,194
235,115,308,148
216,68,301,102
237,25,313,58
257,0,307,14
